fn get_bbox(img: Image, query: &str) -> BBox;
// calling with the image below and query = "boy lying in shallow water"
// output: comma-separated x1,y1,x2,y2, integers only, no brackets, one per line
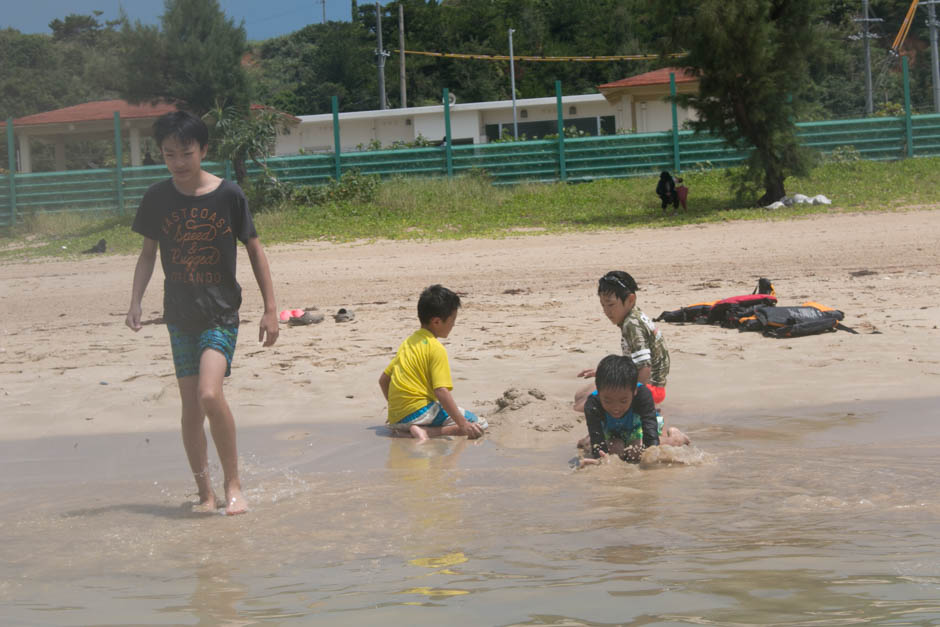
579,354,689,468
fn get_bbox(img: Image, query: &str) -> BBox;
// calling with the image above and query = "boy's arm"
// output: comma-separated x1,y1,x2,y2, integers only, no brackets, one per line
623,319,653,385
635,387,660,448
434,387,483,439
583,395,610,458
244,237,279,347
126,238,158,332
378,372,390,400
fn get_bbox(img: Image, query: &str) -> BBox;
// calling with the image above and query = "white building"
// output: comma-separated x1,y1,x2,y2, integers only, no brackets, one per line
274,67,700,156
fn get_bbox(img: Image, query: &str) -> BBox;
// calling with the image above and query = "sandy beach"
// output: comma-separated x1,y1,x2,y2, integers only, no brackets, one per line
2,210,938,441
2,209,940,624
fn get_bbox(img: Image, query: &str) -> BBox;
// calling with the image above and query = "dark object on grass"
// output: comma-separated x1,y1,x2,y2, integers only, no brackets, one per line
83,239,106,254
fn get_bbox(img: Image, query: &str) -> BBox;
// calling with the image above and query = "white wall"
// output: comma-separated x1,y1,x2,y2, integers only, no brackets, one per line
412,110,481,144
274,92,692,156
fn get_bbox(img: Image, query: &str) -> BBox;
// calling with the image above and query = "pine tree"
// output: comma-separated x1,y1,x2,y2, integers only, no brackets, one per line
655,0,826,205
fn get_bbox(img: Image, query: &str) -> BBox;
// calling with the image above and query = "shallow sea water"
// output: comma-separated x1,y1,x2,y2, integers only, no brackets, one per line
2,397,940,626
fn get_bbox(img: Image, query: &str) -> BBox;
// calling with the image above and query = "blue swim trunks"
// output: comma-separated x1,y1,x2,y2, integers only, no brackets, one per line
391,402,489,431
167,324,238,379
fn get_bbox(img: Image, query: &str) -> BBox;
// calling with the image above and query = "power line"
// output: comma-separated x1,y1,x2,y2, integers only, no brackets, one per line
393,49,686,62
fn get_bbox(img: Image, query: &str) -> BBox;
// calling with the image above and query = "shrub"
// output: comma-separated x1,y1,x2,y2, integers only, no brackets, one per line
290,170,380,206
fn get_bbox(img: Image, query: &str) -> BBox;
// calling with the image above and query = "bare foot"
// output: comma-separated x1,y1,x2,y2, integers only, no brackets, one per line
224,485,249,516
191,491,220,514
409,424,429,443
660,426,691,446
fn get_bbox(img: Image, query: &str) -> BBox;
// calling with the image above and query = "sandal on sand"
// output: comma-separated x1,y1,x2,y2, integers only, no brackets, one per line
289,310,325,326
333,307,355,322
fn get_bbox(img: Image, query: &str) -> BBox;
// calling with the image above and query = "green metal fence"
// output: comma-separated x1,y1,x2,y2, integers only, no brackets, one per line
235,112,940,189
4,68,940,226
0,163,227,226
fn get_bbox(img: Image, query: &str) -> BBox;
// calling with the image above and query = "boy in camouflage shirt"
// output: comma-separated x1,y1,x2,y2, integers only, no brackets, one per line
574,271,688,446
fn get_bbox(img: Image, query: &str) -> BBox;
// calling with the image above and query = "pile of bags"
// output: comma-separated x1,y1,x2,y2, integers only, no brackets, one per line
655,279,851,338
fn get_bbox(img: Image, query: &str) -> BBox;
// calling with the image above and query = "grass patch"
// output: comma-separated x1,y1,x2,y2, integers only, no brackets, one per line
2,157,939,261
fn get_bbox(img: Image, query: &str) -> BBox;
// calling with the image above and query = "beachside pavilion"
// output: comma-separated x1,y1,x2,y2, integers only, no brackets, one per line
2,100,179,173
3,100,304,173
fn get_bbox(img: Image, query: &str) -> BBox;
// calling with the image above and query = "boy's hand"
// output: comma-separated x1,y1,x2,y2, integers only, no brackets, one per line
259,311,279,346
577,368,596,378
460,422,484,439
125,303,142,332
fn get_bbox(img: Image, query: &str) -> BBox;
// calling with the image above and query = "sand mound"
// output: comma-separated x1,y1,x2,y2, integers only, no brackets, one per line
485,387,584,449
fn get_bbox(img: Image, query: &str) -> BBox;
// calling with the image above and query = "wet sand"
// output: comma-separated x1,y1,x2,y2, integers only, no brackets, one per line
2,210,940,624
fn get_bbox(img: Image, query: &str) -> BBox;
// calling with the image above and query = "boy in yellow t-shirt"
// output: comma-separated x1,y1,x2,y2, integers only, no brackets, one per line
379,284,487,442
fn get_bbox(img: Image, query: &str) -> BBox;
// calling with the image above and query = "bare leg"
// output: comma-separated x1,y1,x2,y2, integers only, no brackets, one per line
409,424,429,442
573,381,595,413
177,375,219,512
197,349,247,516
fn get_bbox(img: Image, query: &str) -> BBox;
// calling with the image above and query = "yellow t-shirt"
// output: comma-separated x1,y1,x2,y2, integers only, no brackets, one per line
384,328,453,423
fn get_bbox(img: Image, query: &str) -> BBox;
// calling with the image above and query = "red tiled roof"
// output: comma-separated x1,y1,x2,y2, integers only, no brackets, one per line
3,99,179,127
1,100,300,128
599,67,698,90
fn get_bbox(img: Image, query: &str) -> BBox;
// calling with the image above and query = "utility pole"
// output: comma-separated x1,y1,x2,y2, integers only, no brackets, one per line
399,3,406,108
321,0,326,24
927,0,940,112
509,28,518,140
853,0,882,115
375,2,389,110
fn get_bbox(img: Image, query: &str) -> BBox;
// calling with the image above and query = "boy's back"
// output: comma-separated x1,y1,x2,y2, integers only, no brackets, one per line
385,328,452,424
378,284,485,441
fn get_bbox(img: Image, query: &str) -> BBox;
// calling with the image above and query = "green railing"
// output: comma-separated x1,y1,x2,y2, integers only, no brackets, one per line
4,63,940,226
0,162,227,226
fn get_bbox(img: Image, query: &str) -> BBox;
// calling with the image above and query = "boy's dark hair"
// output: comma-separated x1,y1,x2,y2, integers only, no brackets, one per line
418,284,461,324
594,354,638,391
153,110,209,149
597,270,639,302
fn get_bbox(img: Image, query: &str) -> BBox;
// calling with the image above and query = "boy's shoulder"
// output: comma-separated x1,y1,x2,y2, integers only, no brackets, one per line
143,177,176,198
206,178,246,205
620,306,648,329
398,327,441,349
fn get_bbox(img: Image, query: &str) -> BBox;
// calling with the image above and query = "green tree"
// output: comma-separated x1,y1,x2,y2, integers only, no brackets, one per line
117,0,248,114
0,16,123,172
204,103,291,184
654,0,827,205
251,21,377,114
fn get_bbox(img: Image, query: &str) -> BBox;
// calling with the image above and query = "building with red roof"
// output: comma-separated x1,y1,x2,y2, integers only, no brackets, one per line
597,67,699,134
2,99,299,173
1,100,180,173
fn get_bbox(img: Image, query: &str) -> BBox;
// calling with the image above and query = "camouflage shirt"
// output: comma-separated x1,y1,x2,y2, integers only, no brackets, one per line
619,306,670,387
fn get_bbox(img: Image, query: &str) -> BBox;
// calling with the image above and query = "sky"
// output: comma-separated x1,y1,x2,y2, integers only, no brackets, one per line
3,1,392,41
